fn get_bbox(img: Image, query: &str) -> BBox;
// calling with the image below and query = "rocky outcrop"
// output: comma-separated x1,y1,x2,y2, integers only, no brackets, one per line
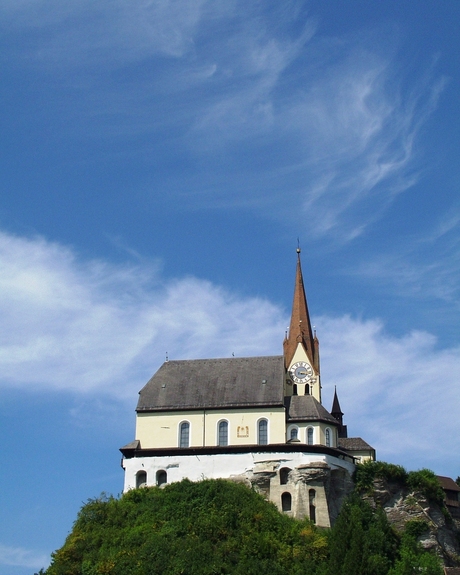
363,478,460,568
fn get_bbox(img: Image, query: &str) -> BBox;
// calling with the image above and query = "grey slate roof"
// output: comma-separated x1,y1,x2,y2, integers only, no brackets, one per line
338,437,374,451
285,395,338,424
137,356,285,412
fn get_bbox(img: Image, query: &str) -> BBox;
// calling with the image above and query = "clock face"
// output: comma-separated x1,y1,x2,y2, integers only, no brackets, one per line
289,361,313,383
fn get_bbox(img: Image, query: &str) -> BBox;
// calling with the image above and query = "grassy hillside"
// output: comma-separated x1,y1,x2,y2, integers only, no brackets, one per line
39,477,443,575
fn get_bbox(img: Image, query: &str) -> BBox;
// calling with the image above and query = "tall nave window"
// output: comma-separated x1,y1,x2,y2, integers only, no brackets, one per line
258,419,268,445
218,420,228,446
179,421,190,448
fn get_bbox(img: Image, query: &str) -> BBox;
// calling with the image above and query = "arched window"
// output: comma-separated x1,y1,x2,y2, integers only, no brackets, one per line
325,428,331,447
289,427,298,441
281,492,292,512
156,470,167,486
309,489,316,523
307,427,314,445
258,419,268,445
218,420,228,446
280,467,291,485
305,384,310,395
179,421,190,448
136,470,147,488
293,384,298,396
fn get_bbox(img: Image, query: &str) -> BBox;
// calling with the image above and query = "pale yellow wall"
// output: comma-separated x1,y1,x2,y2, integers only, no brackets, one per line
351,451,375,463
136,407,286,449
286,422,337,447
286,343,321,402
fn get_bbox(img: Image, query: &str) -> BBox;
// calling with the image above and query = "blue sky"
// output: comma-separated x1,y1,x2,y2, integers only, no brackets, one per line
1,1,459,572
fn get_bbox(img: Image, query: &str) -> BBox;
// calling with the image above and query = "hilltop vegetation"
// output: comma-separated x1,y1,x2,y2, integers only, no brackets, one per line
354,461,446,506
39,476,444,575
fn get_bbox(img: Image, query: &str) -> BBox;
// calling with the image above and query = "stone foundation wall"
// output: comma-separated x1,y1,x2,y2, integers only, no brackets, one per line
122,450,355,527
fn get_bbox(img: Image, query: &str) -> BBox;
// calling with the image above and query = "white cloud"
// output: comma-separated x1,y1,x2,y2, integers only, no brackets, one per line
354,207,460,304
0,230,285,399
1,229,459,476
319,314,460,473
0,542,48,569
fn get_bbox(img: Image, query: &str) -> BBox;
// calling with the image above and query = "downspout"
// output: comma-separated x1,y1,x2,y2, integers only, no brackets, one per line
203,409,206,447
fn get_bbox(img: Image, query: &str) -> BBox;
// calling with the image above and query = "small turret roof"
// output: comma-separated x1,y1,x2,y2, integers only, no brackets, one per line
331,387,343,416
285,395,338,424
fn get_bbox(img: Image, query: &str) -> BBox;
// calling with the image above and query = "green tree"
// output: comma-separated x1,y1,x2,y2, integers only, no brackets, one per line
327,494,398,575
388,532,442,575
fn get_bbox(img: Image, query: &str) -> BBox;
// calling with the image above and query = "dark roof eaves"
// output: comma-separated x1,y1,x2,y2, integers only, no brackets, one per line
137,400,285,413
287,414,339,425
120,442,355,461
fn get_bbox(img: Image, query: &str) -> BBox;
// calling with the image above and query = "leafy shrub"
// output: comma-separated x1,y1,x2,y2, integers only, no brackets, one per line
355,462,445,506
45,479,326,575
354,461,407,491
404,519,429,538
407,469,445,506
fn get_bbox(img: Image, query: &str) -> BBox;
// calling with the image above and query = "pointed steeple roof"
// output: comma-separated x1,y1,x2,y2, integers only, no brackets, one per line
283,249,318,370
331,387,347,438
331,387,343,417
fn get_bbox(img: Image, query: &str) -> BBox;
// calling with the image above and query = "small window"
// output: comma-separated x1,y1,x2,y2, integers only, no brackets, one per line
280,467,291,485
325,428,331,447
136,470,147,488
293,384,298,396
258,419,268,445
218,420,228,446
305,384,310,395
156,470,167,486
309,489,316,523
281,492,292,512
307,427,314,445
179,422,190,448
290,427,298,441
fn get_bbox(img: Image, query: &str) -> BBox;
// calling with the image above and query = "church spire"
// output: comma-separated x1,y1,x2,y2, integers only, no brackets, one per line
283,248,318,371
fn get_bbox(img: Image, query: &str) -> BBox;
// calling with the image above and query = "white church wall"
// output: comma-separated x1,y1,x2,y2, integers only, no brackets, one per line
121,450,355,492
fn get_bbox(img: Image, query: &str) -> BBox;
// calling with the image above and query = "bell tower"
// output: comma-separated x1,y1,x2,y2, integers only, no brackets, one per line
283,248,321,402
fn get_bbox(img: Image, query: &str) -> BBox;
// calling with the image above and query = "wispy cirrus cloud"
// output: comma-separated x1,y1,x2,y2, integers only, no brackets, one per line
0,0,209,63
0,542,48,570
275,49,447,241
0,1,447,243
354,207,460,305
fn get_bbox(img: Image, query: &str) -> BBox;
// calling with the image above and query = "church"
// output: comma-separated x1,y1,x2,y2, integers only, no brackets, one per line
120,250,375,527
